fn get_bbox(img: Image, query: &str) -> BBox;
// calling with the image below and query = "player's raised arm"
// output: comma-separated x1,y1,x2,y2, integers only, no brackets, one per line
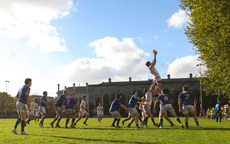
152,49,158,66
149,83,155,93
154,99,160,108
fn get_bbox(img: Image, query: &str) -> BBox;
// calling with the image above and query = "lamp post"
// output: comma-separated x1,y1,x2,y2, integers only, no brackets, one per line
5,80,10,93
196,64,203,115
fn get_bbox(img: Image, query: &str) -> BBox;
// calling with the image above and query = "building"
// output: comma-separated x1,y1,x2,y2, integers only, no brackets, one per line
58,73,203,116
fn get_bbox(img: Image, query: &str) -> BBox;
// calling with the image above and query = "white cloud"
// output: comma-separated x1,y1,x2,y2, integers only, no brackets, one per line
0,0,75,52
167,9,188,29
154,35,159,40
167,55,207,78
53,37,150,85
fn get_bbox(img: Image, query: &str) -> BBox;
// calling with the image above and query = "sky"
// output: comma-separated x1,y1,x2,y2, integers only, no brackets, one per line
0,0,206,97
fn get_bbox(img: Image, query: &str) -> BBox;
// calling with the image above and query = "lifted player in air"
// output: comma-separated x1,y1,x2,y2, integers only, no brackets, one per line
109,94,128,128
178,85,201,129
50,89,68,128
146,49,162,95
26,98,39,125
154,88,184,128
39,91,50,128
142,83,158,127
65,93,79,128
12,78,32,135
74,96,89,126
97,102,104,123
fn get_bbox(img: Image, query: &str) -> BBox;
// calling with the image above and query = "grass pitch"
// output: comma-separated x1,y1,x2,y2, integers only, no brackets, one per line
0,118,230,144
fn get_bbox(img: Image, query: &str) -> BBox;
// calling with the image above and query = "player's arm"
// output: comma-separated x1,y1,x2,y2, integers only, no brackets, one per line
194,98,197,109
149,83,155,93
178,98,182,112
154,99,160,108
42,99,48,107
16,92,19,99
75,104,80,110
152,50,157,66
120,104,128,111
25,91,30,110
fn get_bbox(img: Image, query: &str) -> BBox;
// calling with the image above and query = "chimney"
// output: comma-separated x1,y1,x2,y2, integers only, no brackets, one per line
129,77,132,82
167,74,170,79
189,73,193,78
57,84,60,92
108,78,111,83
73,83,76,91
64,86,67,89
86,82,88,86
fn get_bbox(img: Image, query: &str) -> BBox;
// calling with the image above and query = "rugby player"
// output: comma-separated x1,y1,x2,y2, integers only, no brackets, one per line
39,91,50,128
26,98,39,125
73,96,89,126
97,103,104,123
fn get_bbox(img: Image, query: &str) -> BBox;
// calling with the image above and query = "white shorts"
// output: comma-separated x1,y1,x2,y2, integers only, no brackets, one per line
16,102,28,113
143,105,151,114
79,109,89,118
36,110,40,117
28,110,35,118
97,112,104,116
153,74,162,82
66,109,75,115
160,104,176,116
39,106,47,115
128,107,138,117
55,106,64,115
110,111,118,116
182,105,195,115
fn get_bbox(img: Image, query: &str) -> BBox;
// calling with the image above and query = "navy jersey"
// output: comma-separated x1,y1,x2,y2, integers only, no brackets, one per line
109,98,121,112
17,85,30,104
158,94,171,106
55,95,66,107
128,94,138,108
40,96,47,107
65,98,76,109
178,91,196,106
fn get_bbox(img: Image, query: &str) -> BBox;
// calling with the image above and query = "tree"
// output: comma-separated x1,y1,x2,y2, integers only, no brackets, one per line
179,0,230,96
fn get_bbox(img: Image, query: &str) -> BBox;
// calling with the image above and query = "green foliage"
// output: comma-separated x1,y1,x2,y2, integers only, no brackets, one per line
180,0,230,96
1,118,230,143
0,92,16,116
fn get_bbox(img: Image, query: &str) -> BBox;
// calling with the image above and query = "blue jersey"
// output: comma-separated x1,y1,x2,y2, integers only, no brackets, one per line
158,94,171,106
109,98,121,112
17,85,30,104
178,91,195,106
40,96,47,107
215,104,220,111
128,94,138,108
65,98,76,109
55,95,66,107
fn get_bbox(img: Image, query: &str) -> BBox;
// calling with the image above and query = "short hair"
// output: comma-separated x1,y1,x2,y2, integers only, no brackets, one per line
162,88,169,94
63,89,68,94
145,61,151,67
83,96,86,99
115,93,121,98
43,91,47,95
143,88,148,93
25,78,32,85
132,91,137,95
183,85,189,91
70,93,75,96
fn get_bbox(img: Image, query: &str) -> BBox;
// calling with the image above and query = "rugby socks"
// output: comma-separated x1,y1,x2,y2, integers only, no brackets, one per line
116,119,120,127
176,118,182,125
195,122,200,126
21,120,26,132
151,118,156,125
142,118,147,125
112,118,117,126
139,118,142,123
146,118,148,125
185,122,189,128
66,119,70,127
72,118,75,125
14,118,21,129
160,119,163,126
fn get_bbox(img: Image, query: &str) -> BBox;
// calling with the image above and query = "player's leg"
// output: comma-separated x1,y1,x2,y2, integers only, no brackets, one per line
83,113,89,125
134,112,140,128
115,112,122,128
122,115,131,125
74,112,82,125
159,113,164,128
12,110,22,134
65,114,71,128
184,114,189,129
20,111,28,135
50,107,60,127
219,112,222,122
127,117,135,128
71,113,77,128
163,113,174,127
157,81,162,95
170,107,184,128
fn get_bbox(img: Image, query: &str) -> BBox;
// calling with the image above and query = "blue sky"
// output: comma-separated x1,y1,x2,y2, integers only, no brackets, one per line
0,0,205,96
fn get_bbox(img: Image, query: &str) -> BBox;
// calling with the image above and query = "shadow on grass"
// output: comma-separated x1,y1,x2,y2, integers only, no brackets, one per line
31,134,159,144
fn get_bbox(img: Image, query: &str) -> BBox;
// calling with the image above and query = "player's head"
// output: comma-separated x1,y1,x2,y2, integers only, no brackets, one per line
98,102,101,106
25,78,32,87
70,93,75,98
145,61,151,67
43,91,48,96
143,88,148,93
132,91,138,96
115,93,122,99
83,95,87,100
63,89,69,95
34,98,39,103
162,88,169,94
182,85,189,91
